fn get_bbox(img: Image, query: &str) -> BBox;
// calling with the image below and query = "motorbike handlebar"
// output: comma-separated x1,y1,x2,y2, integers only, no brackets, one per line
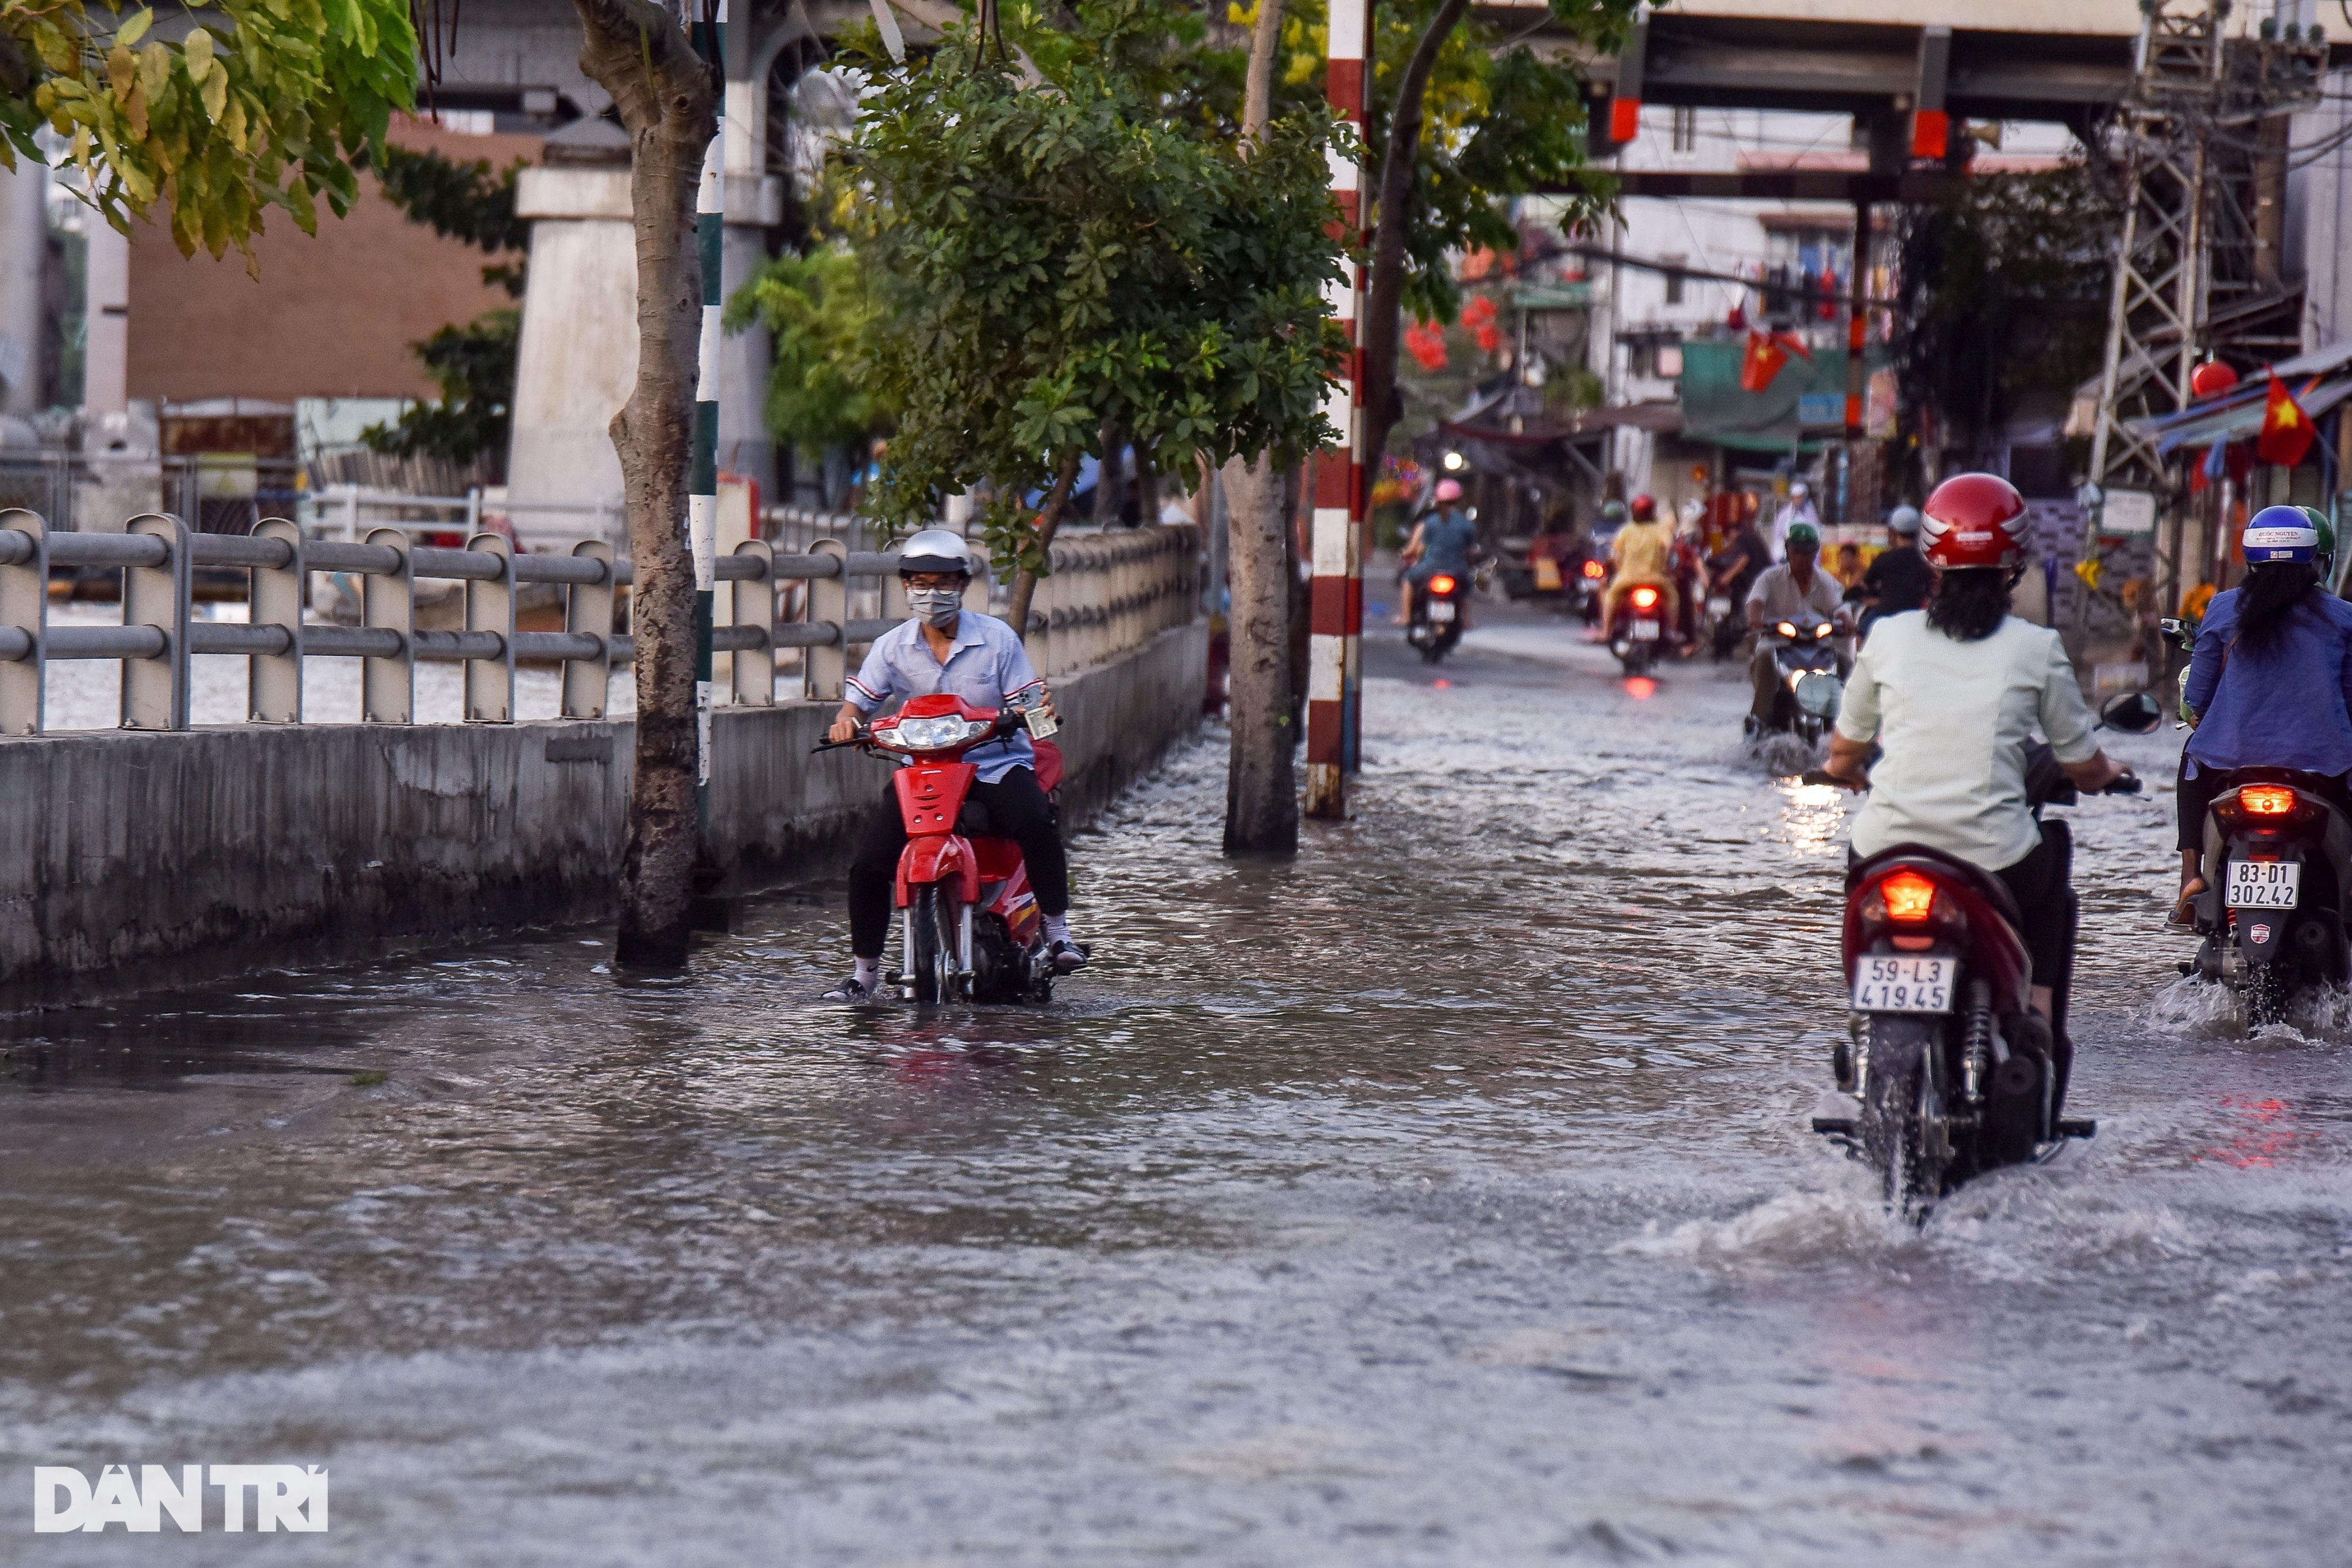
2101,773,2143,795
812,709,1027,755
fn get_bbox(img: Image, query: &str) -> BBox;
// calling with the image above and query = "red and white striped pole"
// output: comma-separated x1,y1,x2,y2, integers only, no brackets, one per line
1307,0,1368,820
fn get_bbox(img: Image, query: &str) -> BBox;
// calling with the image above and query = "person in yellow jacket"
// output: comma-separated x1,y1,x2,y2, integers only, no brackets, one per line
1602,493,1679,639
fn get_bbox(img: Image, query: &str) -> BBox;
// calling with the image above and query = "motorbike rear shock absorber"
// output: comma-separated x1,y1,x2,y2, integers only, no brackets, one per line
1960,979,1993,1105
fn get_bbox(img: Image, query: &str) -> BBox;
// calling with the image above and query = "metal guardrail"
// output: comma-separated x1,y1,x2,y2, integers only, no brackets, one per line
0,509,1202,735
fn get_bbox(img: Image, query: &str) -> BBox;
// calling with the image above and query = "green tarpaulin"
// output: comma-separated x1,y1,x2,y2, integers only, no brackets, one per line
1677,338,1888,453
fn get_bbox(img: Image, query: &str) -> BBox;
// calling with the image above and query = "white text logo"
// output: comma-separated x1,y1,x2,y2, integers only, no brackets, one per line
32,1465,329,1533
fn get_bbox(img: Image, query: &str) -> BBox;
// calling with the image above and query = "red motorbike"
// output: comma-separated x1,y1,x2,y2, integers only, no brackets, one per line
1810,746,2133,1214
822,693,1063,1004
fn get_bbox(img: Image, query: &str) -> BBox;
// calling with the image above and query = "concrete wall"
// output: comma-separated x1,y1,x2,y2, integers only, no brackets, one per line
0,624,1206,1001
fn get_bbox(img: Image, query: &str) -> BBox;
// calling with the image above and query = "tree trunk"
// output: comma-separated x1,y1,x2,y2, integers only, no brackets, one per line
1005,453,1084,640
1219,0,1297,856
571,0,718,968
1221,453,1296,853
1358,0,1473,476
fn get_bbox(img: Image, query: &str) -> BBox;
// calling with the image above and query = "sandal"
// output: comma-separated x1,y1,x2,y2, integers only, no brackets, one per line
2169,879,2207,928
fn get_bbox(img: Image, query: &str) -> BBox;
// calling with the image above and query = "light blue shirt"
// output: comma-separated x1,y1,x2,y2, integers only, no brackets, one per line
845,611,1044,783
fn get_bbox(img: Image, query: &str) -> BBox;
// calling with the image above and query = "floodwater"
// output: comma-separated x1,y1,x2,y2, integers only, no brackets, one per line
4,610,2349,1565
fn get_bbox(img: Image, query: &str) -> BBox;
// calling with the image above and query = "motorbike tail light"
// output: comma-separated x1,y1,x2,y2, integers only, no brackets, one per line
1631,586,1660,609
1429,574,1457,595
1582,560,1606,579
2241,785,2296,816
1880,870,1938,924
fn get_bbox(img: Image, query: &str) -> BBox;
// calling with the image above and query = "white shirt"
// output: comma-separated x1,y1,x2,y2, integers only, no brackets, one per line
1747,562,1845,625
1835,611,2099,871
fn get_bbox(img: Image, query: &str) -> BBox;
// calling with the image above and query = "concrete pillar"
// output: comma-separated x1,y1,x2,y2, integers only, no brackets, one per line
507,161,785,547
506,165,637,547
0,158,49,416
83,211,128,417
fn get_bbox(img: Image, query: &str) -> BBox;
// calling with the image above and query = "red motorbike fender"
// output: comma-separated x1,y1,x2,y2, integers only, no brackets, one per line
897,835,981,907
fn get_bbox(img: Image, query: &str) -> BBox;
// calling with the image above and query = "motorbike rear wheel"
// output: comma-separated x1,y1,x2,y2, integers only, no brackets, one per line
907,885,962,1003
1859,1015,1947,1217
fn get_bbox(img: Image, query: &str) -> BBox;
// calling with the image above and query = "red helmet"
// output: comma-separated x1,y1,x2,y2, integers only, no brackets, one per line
1629,493,1657,522
1919,473,2031,570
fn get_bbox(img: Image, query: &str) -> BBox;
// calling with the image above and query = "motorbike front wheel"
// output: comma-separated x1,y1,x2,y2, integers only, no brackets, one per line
1859,1015,1947,1217
907,885,963,1003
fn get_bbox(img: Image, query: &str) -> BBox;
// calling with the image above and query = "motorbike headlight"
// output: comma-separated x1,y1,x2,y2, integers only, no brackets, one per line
892,715,969,750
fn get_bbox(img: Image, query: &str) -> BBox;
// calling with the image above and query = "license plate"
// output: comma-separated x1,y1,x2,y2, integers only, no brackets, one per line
1707,597,1731,617
1427,600,1456,623
1629,619,1660,640
2227,859,2300,909
1851,955,1957,1013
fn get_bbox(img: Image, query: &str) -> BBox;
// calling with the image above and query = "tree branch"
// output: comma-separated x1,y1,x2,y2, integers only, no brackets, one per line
1005,452,1086,642
1360,0,1473,472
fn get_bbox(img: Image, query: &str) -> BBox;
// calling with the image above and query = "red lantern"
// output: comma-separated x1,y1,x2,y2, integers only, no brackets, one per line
2190,360,2240,399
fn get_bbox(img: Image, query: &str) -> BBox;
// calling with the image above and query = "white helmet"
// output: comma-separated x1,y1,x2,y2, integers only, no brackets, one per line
1887,504,1922,536
897,528,975,578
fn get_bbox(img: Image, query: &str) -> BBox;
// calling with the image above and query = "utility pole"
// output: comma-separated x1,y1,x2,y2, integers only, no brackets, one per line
2078,2,2324,652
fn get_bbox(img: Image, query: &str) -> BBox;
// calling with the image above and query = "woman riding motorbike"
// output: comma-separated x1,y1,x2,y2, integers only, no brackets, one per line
2171,505,2352,922
1820,474,2132,1102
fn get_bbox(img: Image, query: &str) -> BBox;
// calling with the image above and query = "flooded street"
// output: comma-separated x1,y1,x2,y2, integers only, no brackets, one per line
5,613,2349,1565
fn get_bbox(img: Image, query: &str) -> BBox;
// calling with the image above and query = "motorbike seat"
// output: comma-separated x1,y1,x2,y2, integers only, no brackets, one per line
1848,841,2025,933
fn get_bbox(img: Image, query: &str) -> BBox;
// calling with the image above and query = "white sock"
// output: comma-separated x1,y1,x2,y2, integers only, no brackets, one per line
853,956,880,988
1042,913,1072,945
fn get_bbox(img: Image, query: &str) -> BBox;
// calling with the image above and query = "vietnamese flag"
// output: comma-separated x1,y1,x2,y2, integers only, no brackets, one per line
2256,373,2317,466
1740,331,1789,392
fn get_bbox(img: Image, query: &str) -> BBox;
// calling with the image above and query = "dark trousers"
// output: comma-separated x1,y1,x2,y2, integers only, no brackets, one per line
1992,830,2075,997
848,766,1069,956
2176,759,2352,852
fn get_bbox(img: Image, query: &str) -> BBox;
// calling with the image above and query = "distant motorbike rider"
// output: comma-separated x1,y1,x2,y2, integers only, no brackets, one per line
1772,478,1819,559
1601,493,1678,639
821,530,1086,1001
1852,504,1930,644
2170,505,2352,924
1743,520,1847,735
1820,473,2131,1041
1399,478,1479,627
1707,508,1773,658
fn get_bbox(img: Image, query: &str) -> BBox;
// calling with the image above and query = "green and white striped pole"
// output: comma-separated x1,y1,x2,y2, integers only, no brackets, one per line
690,1,726,812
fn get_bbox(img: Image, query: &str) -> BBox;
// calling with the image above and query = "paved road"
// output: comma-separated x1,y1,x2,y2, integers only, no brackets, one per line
5,608,2348,1564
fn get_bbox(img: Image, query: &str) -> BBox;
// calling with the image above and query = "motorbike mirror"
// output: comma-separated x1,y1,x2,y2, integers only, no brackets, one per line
1794,671,1843,720
2099,690,2164,735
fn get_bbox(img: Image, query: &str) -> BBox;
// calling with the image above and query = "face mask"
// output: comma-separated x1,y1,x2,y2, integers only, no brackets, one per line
907,586,963,628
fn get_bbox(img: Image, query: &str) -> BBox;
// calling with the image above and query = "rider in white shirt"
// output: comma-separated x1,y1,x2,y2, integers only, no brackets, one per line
1821,474,2131,1031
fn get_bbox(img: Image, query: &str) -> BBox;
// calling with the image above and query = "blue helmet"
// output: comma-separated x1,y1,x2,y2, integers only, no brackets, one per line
2243,505,2320,564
